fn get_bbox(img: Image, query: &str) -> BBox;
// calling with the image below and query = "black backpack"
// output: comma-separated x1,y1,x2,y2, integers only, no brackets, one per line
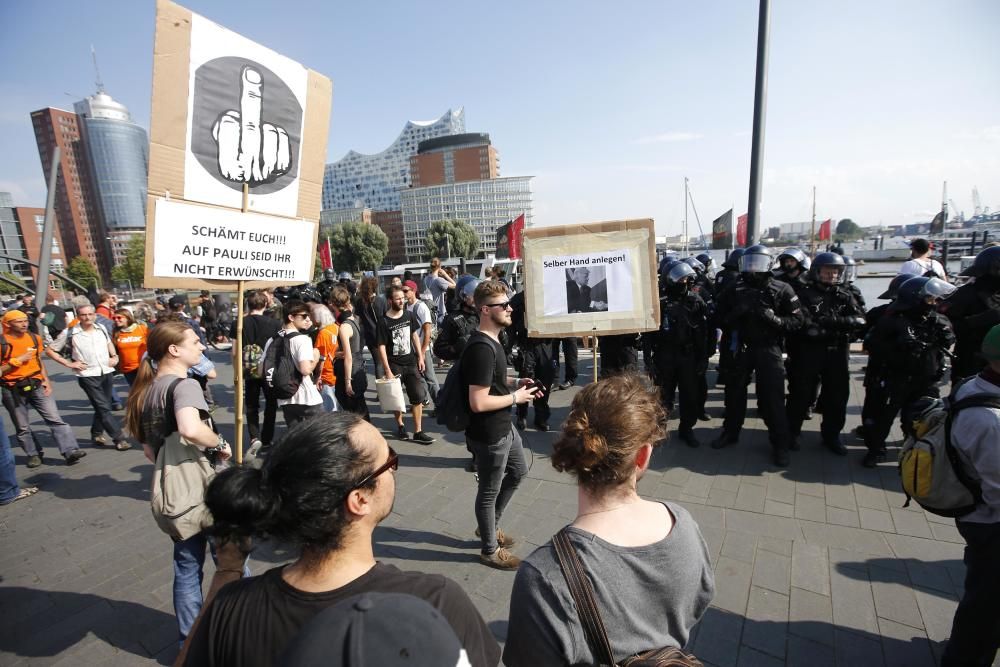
435,338,491,432
262,331,304,399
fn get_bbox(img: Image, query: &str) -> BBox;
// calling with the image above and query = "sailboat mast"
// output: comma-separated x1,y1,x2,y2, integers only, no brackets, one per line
684,177,689,255
810,186,817,255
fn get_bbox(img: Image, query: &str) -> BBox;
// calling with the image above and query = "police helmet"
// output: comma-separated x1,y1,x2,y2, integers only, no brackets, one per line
739,245,774,274
961,246,1000,278
681,256,706,274
696,253,716,270
455,274,477,294
658,252,679,275
809,252,846,285
322,268,336,281
778,247,810,272
878,273,911,300
460,278,480,302
663,260,696,285
338,271,352,281
895,276,957,310
843,256,858,283
723,248,746,270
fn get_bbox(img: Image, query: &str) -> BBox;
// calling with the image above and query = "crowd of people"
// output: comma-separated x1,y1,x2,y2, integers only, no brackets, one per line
1,241,999,666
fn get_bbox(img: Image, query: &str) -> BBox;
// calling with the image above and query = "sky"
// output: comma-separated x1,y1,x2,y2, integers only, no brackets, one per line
1,0,998,238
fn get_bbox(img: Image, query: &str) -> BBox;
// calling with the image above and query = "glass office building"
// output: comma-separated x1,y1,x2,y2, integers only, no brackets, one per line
0,193,34,286
322,108,465,212
401,176,533,261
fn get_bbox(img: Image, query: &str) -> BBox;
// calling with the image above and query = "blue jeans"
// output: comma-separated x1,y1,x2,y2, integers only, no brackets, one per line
173,533,251,644
319,384,340,412
468,427,528,554
0,418,20,503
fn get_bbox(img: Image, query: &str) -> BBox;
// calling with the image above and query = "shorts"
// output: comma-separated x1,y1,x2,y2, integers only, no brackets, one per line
389,362,427,406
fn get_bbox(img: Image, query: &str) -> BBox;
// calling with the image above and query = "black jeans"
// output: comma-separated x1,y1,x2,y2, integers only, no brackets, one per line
551,337,577,383
281,403,323,428
786,342,850,442
942,521,1000,666
78,373,124,441
244,377,277,445
468,427,528,554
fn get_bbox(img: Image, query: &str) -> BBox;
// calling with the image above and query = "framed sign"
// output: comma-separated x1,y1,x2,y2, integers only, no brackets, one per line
522,219,660,338
144,0,331,288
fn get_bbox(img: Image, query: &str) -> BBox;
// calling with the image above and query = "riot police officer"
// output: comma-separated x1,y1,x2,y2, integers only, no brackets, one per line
316,268,338,302
775,247,810,288
598,334,640,378
642,261,709,447
939,246,1000,383
713,245,804,466
434,279,480,362
862,276,956,467
684,256,716,420
785,253,866,454
842,256,865,310
714,248,746,387
509,290,555,431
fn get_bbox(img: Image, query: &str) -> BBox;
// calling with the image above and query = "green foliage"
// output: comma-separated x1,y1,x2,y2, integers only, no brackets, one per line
110,235,146,287
66,255,100,291
0,271,29,292
835,218,862,239
424,219,479,260
327,222,388,273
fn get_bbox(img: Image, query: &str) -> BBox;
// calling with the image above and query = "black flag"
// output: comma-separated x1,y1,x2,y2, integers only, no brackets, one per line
712,209,733,249
929,210,945,235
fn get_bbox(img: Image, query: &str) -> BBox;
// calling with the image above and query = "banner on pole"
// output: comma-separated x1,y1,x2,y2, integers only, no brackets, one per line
712,209,733,249
736,213,748,247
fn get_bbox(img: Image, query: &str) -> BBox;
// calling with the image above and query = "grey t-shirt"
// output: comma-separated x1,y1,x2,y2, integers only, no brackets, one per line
140,374,210,450
503,502,714,666
424,273,450,323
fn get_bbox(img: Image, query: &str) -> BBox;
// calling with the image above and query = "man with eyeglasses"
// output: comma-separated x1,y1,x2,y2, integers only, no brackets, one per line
264,300,323,426
464,280,540,569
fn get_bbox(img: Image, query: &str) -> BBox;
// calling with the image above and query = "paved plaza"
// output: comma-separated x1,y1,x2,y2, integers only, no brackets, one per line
0,348,994,666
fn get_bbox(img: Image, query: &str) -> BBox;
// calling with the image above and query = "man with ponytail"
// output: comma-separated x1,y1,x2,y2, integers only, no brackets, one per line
183,412,500,667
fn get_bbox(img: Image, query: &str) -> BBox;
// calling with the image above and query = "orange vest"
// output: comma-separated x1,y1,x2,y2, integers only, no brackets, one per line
1,332,44,384
315,323,339,386
114,324,149,373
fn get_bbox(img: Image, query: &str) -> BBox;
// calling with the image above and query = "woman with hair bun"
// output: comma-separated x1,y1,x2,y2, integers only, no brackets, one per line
503,373,715,666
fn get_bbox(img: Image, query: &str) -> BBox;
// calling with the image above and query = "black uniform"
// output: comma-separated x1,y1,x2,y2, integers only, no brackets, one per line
433,307,479,362
714,269,741,387
598,334,640,378
938,276,1000,383
858,302,893,437
785,277,866,448
643,290,709,435
863,305,955,456
315,279,338,303
715,277,804,454
509,292,554,428
691,275,717,417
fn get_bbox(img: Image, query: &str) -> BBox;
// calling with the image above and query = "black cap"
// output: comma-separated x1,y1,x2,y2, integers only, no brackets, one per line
168,295,187,309
280,593,467,667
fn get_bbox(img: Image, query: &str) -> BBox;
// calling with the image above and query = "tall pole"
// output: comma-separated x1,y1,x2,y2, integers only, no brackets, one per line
746,0,771,247
233,183,249,465
35,146,61,304
683,177,689,255
810,186,817,256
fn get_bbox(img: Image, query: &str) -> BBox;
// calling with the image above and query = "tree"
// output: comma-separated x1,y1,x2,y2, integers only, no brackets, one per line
66,255,100,292
424,219,479,260
836,218,862,238
110,235,146,287
327,222,388,273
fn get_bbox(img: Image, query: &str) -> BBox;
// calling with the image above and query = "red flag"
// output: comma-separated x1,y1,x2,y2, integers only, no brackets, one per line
818,218,832,241
736,213,748,246
509,214,525,260
319,238,333,269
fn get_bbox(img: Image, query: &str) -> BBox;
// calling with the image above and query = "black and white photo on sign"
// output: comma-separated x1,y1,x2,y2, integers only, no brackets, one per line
391,325,412,357
184,13,307,217
542,250,634,316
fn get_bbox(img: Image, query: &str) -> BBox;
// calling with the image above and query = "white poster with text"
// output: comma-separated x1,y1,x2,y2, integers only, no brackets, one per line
152,198,315,282
542,249,634,316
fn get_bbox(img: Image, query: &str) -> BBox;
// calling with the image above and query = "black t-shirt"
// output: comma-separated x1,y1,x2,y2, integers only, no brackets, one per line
461,330,511,443
232,314,281,348
378,309,419,369
183,563,500,667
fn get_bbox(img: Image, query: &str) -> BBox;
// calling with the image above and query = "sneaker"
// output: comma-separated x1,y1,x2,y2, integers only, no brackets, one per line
465,457,477,473
557,380,574,391
533,421,550,432
862,450,886,468
698,412,711,421
412,431,435,445
823,438,847,456
26,455,42,469
246,439,264,460
476,527,517,547
92,434,110,447
114,439,132,451
396,426,410,441
479,547,521,570
64,450,87,465
111,403,124,411
678,430,701,448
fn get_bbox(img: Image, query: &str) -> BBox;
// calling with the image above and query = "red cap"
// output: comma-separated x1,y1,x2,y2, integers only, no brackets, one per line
403,280,419,292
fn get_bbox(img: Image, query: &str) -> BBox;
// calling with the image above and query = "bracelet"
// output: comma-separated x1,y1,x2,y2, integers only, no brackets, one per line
511,393,516,408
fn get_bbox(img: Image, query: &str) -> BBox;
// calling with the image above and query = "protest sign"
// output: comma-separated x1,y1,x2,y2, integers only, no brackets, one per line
144,0,331,289
522,219,659,338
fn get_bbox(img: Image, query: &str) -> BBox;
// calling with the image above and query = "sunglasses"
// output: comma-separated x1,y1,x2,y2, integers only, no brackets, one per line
485,301,511,310
344,446,399,500
292,313,312,320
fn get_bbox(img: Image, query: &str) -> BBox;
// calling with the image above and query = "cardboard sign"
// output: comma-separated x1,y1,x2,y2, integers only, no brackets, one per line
522,219,660,338
145,0,331,288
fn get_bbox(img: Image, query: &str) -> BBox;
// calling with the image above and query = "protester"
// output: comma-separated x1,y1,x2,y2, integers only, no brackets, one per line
377,285,433,444
20,293,39,334
1,309,84,467
941,323,1000,667
354,275,387,378
402,279,439,409
39,292,67,340
424,257,456,326
899,238,946,279
182,412,500,667
95,290,117,320
158,312,218,411
230,291,280,455
47,303,131,451
504,373,714,665
435,278,480,362
169,295,209,346
112,307,148,385
263,300,322,427
0,417,38,505
311,303,340,413
123,321,234,645
330,287,370,420
464,280,539,569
